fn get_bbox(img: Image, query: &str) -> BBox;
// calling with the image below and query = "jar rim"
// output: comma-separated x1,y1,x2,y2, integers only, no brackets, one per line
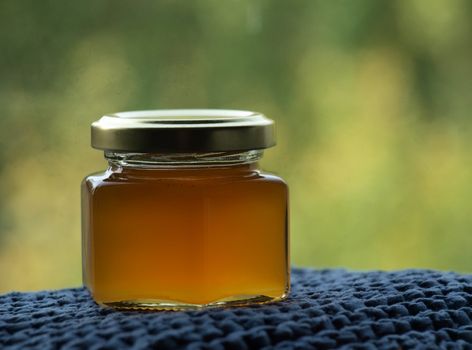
91,109,275,153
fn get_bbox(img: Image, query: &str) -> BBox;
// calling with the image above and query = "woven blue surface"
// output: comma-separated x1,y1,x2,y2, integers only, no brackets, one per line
1,268,472,349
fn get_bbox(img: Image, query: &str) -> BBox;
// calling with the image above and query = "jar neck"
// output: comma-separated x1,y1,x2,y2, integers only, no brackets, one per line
105,150,263,169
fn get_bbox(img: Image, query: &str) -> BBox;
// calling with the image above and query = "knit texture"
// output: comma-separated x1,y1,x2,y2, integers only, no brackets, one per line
1,268,472,349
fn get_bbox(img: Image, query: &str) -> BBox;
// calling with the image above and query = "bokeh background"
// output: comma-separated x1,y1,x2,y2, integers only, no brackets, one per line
1,0,472,292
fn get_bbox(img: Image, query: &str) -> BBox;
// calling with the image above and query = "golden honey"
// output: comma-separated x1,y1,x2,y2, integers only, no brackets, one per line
82,110,289,309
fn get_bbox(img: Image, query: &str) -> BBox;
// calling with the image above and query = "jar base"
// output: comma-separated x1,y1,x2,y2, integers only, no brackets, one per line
99,293,288,311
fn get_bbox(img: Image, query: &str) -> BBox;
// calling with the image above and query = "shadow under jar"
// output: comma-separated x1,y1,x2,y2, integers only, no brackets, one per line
82,110,289,310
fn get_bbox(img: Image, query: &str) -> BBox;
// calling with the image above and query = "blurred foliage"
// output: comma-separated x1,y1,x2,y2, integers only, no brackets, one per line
1,0,472,292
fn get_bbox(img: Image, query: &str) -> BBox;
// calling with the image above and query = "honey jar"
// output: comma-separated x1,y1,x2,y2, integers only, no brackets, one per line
82,110,289,309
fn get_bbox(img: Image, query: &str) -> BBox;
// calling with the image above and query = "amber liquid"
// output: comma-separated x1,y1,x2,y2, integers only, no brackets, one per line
82,163,289,309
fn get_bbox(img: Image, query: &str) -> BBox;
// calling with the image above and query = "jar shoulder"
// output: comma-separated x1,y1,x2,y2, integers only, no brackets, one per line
82,168,288,191
82,170,110,192
257,170,288,187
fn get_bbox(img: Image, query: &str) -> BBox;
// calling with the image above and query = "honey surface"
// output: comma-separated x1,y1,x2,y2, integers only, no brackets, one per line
82,164,288,306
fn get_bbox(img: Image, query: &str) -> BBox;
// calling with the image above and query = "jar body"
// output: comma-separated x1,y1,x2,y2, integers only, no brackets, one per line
82,155,289,310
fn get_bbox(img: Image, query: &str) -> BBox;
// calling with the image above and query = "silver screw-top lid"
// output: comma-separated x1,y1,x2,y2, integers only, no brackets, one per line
91,109,275,153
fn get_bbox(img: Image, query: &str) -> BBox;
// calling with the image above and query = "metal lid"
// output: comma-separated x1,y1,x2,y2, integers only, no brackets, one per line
91,109,275,152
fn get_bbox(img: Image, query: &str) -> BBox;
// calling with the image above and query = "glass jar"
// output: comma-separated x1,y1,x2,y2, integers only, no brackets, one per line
82,110,289,310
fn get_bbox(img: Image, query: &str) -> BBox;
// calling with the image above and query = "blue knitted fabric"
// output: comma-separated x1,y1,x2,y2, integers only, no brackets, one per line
1,268,472,349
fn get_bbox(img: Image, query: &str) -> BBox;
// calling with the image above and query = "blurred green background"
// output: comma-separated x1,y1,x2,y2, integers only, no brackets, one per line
1,0,472,292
